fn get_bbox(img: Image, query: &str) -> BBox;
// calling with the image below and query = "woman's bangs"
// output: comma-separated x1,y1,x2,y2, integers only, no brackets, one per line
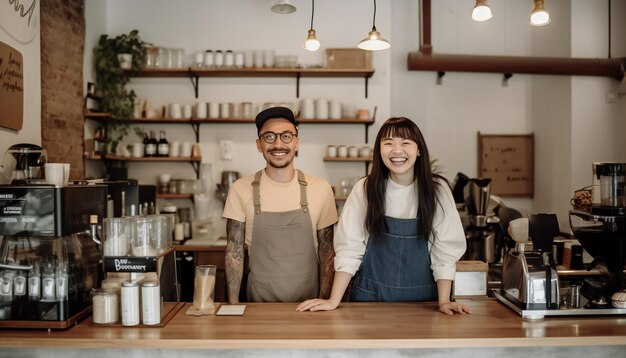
379,121,419,143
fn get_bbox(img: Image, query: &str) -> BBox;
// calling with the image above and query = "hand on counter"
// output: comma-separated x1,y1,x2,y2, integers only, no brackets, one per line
296,298,340,312
438,301,471,315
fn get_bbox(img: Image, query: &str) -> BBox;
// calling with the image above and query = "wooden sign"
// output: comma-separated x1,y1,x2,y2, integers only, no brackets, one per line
477,132,534,197
0,41,24,131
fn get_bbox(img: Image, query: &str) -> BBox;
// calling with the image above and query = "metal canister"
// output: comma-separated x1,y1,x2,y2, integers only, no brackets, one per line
570,284,581,309
141,281,161,325
121,281,140,326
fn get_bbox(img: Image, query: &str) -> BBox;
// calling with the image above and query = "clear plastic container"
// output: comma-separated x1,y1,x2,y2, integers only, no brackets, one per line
92,289,119,324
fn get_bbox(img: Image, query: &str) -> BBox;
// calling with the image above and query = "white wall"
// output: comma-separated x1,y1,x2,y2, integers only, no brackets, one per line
0,1,41,174
84,0,626,235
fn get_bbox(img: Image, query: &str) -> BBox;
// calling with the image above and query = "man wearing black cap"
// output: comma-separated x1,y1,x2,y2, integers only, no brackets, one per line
222,106,338,303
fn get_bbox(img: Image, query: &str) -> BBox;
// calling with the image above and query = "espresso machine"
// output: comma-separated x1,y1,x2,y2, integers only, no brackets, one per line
0,184,107,329
1,143,47,185
569,162,626,308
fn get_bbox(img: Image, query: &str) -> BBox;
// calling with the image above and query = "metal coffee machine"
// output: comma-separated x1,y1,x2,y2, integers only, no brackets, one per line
0,184,107,329
569,162,626,307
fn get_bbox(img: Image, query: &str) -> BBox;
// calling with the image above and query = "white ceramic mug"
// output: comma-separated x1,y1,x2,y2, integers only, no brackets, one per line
208,102,220,118
326,145,338,158
219,103,230,119
337,145,348,158
329,100,342,119
182,104,193,119
45,163,70,186
348,146,359,158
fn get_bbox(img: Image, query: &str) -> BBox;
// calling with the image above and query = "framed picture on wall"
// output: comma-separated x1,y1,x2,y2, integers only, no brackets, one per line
477,132,534,197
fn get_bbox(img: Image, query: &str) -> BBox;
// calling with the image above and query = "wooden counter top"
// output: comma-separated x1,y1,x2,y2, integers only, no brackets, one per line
1,298,626,349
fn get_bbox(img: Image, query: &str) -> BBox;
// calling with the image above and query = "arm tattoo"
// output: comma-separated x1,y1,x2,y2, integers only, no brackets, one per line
225,219,245,304
317,225,335,299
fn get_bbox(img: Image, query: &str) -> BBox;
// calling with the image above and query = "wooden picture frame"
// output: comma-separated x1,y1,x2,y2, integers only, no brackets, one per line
477,132,534,197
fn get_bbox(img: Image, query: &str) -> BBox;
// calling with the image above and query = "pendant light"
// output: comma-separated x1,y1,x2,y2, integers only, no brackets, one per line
530,0,550,26
357,0,390,51
471,0,493,22
304,0,320,51
271,0,296,14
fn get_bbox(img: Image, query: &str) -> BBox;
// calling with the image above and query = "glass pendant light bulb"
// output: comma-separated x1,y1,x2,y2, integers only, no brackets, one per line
530,0,550,26
304,29,320,51
471,0,493,22
358,0,390,51
357,28,391,51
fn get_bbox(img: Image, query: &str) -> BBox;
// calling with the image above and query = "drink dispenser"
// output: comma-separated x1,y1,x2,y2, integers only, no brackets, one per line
0,184,107,329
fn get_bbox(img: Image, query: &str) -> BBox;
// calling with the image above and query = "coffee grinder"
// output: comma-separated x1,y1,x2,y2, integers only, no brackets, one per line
569,162,626,307
462,178,500,264
0,184,107,329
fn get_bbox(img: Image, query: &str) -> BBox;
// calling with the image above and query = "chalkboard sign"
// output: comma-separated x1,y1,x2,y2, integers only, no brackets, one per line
0,41,24,131
477,132,534,197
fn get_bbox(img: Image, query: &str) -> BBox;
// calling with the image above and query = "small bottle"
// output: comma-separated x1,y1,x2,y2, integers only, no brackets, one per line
562,242,572,269
121,281,140,326
224,50,234,67
157,130,169,157
195,51,204,68
14,270,26,297
145,130,157,157
56,261,68,301
28,262,41,300
142,133,151,157
41,263,56,302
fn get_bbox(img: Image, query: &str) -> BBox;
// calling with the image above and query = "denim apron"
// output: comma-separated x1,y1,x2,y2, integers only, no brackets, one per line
246,170,318,302
350,216,438,302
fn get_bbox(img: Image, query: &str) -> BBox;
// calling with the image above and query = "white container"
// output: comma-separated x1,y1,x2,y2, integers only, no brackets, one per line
132,143,144,159
337,145,348,158
300,98,315,119
208,102,220,118
182,104,193,119
224,50,234,67
263,49,275,67
329,100,342,119
180,142,193,157
234,52,244,68
169,141,181,157
326,145,337,158
348,146,359,158
169,103,182,119
219,102,230,118
244,51,254,68
315,98,329,119
141,281,161,325
121,281,140,326
195,102,207,118
359,146,372,158
203,50,214,68
195,52,204,68
253,50,264,68
214,50,224,67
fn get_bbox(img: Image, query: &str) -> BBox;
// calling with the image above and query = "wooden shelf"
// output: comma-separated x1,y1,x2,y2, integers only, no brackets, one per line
128,67,375,98
104,155,201,162
131,67,375,78
323,156,372,162
85,114,374,125
157,193,193,199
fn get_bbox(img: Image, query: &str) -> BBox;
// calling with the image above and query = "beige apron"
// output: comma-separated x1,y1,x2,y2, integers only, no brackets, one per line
246,170,318,302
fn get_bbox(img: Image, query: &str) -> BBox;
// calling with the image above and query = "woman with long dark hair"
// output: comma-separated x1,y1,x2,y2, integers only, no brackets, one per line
297,117,470,314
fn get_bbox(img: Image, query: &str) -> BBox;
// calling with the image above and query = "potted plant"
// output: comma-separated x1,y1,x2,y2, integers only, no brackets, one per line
93,30,146,154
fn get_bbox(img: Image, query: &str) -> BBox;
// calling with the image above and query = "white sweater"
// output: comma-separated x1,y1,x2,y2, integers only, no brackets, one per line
334,177,466,281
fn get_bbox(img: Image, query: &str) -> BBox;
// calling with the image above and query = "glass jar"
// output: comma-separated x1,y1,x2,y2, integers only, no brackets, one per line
92,289,119,324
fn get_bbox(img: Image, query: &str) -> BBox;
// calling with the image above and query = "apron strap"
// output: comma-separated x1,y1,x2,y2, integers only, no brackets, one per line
251,170,309,214
252,170,263,214
297,170,309,213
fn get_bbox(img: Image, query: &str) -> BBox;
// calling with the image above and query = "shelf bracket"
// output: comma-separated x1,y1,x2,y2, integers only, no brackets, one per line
190,161,200,179
188,70,200,98
191,122,200,143
296,73,301,98
365,76,369,98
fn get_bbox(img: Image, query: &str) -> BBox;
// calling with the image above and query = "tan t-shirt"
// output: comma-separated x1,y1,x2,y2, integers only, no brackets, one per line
222,169,338,249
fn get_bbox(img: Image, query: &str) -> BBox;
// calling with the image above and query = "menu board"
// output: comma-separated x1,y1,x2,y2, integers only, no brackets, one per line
0,41,24,131
477,132,534,197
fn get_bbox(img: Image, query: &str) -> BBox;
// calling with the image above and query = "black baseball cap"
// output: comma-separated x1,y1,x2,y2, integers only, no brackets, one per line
255,106,298,134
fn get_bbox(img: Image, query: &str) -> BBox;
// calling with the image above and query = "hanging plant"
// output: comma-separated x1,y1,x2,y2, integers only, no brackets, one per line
93,30,146,153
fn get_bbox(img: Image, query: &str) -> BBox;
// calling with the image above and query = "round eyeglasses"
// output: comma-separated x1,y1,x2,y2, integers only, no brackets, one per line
259,131,297,144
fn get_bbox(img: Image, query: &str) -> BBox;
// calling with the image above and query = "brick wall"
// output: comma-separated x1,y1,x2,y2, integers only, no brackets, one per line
40,0,85,180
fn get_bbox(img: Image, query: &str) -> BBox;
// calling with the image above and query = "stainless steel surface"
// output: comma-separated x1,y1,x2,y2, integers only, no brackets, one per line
494,291,626,320
501,249,559,308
